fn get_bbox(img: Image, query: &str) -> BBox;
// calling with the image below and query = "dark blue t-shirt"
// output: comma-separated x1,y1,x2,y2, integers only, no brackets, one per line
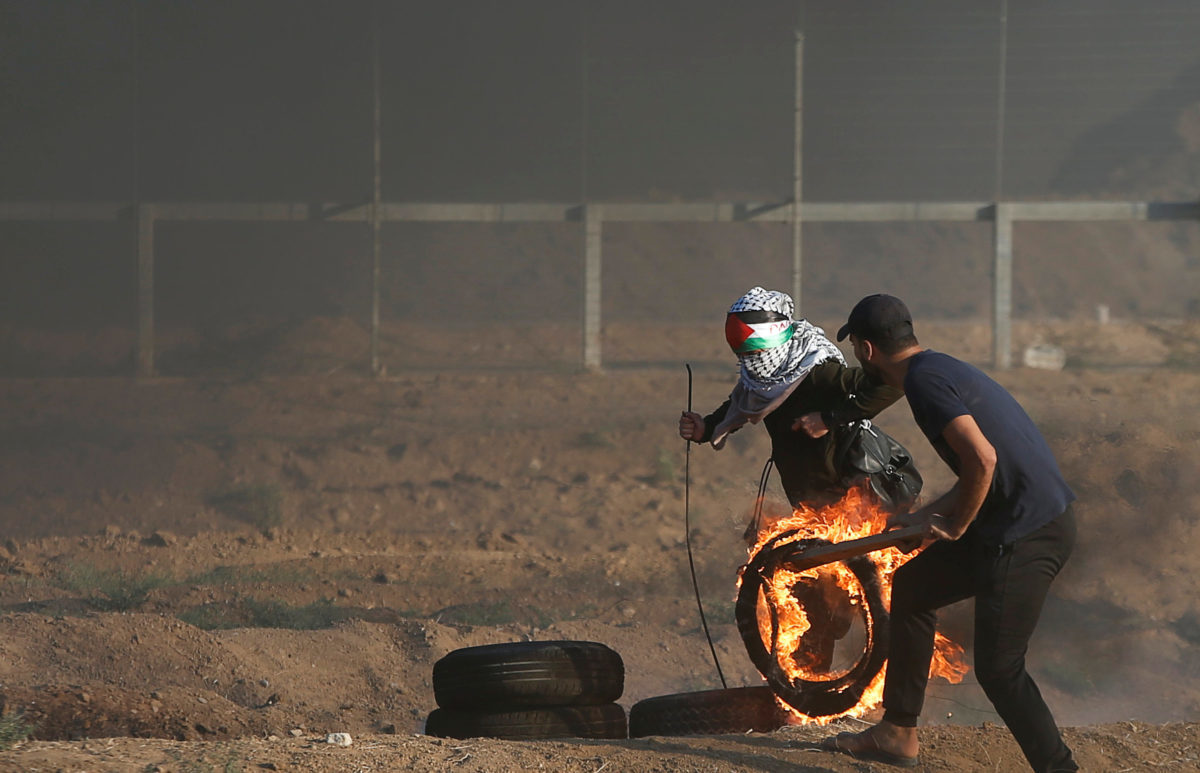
904,350,1075,545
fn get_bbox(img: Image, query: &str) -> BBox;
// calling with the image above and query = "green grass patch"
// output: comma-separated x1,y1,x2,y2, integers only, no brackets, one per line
0,712,34,751
660,447,680,480
639,447,678,485
575,430,615,448
179,597,359,630
152,746,242,773
185,564,314,587
57,564,173,611
205,483,283,531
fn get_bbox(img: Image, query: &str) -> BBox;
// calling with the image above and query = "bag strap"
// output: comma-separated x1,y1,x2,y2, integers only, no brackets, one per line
833,418,877,469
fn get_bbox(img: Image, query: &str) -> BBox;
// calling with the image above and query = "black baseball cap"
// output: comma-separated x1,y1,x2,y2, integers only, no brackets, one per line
836,294,914,342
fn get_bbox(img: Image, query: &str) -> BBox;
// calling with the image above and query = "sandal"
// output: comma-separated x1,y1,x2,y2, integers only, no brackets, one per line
820,730,920,768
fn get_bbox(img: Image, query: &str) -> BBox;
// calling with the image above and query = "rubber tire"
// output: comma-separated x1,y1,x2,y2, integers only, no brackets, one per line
433,640,624,710
628,686,789,737
424,703,627,740
736,533,889,718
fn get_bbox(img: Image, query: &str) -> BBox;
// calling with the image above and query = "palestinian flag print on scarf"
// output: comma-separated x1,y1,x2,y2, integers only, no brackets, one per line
725,314,796,354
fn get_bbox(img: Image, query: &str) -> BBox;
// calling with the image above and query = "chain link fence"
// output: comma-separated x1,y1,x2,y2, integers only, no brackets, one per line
2,1,1199,376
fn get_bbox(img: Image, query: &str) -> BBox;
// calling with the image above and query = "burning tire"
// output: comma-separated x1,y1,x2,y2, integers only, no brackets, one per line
628,686,789,737
425,703,627,740
432,640,624,710
735,533,889,718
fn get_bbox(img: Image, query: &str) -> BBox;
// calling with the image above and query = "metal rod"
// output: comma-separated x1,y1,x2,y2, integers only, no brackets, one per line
992,0,1012,371
131,0,151,378
778,524,926,573
683,363,727,688
993,0,1009,201
369,0,383,376
791,30,804,315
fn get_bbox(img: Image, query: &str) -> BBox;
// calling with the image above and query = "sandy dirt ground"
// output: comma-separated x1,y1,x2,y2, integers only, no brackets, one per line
1,319,1199,771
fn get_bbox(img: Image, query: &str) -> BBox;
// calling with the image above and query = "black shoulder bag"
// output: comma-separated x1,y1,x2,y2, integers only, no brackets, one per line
834,419,923,512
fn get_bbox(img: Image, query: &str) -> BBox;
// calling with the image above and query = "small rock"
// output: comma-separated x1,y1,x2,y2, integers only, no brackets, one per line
144,530,177,547
379,723,397,734
1023,343,1066,371
289,728,304,737
325,732,353,747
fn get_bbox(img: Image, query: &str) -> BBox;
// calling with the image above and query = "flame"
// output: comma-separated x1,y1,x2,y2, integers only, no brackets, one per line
932,631,969,684
740,484,968,724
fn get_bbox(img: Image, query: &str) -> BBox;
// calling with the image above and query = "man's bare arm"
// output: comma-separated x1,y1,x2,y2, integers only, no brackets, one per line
934,414,997,539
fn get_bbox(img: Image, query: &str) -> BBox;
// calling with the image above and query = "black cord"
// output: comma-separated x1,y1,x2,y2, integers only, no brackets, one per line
683,363,727,689
749,457,775,542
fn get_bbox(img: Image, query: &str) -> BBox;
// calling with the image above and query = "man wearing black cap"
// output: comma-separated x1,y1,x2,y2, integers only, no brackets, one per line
821,294,1078,772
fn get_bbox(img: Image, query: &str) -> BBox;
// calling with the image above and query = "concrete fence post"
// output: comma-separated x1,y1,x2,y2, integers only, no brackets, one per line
992,202,1013,370
583,204,603,371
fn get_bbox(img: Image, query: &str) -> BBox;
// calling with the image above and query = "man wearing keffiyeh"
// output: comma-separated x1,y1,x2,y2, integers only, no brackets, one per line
678,286,903,513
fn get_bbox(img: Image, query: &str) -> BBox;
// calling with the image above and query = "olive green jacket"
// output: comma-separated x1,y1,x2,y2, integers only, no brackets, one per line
700,360,901,507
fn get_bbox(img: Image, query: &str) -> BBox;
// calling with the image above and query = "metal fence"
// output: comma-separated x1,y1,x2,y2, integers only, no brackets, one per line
2,198,1198,377
3,1,1200,376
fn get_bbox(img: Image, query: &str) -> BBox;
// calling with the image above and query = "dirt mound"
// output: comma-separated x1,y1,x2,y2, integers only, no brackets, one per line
0,685,265,742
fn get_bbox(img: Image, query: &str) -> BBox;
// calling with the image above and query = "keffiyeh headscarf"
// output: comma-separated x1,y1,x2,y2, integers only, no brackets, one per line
710,287,846,449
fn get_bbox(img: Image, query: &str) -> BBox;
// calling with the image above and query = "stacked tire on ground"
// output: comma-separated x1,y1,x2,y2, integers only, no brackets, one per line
424,640,628,740
627,686,790,737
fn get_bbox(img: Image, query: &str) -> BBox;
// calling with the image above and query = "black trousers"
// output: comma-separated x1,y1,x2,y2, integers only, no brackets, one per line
882,508,1077,773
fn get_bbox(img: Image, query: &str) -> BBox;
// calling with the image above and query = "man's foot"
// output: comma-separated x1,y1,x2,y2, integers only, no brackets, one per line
819,722,919,768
